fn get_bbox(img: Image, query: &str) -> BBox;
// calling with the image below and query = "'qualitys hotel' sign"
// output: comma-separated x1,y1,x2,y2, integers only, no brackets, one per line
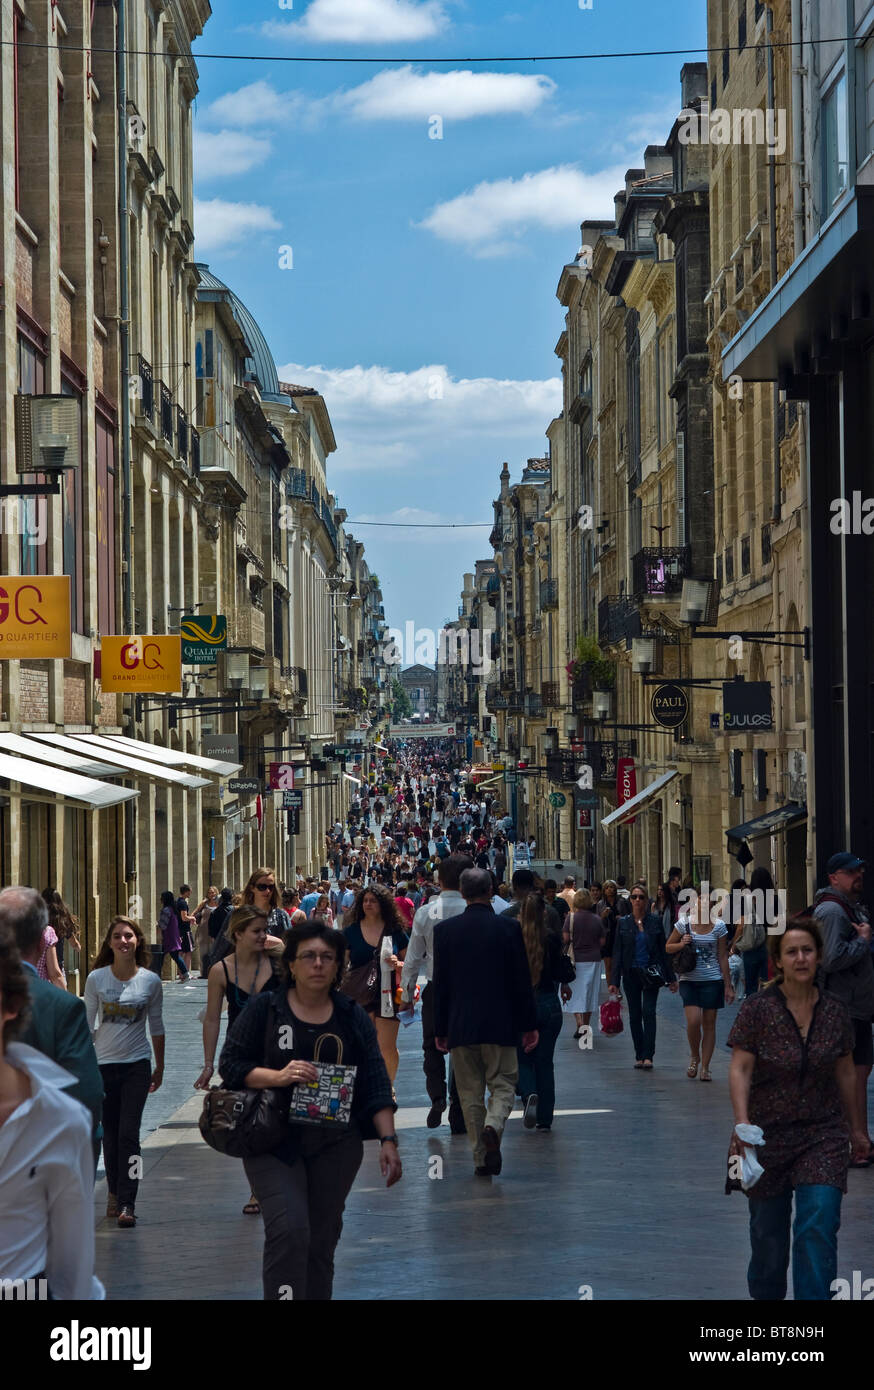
181,614,227,665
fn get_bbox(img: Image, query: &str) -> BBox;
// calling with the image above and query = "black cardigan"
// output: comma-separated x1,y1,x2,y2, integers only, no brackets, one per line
610,913,676,988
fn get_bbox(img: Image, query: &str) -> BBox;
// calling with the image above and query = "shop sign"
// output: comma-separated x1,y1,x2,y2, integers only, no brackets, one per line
101,635,181,693
0,576,70,659
723,681,773,731
617,757,637,825
650,683,689,729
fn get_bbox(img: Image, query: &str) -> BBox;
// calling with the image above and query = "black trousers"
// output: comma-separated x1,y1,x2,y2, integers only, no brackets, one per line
421,983,461,1115
99,1058,151,1208
622,973,659,1061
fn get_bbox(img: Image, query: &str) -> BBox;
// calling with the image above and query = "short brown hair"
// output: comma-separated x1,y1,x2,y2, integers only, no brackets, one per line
767,917,822,984
573,889,593,911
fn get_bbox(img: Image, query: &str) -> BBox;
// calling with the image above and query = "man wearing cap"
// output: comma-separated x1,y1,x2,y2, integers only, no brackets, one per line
814,852,874,1164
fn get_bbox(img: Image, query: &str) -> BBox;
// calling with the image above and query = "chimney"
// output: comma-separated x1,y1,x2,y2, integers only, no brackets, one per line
642,146,672,180
680,62,708,109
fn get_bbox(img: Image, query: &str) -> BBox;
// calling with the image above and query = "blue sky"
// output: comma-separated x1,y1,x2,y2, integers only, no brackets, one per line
191,0,706,636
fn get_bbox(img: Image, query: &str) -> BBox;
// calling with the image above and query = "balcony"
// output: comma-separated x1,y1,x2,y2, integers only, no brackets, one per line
524,691,544,719
542,680,561,708
506,689,524,712
159,381,174,445
137,354,154,422
288,468,308,499
598,595,641,647
486,681,507,711
513,615,526,638
540,579,559,611
631,546,691,600
546,750,578,785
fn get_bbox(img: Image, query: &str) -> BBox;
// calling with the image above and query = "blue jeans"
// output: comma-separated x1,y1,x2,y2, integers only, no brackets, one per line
742,944,768,996
748,1184,842,1300
517,992,563,1127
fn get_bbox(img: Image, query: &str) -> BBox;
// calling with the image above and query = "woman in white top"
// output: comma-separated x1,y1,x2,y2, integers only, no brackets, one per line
0,924,104,1299
84,916,165,1229
666,891,734,1081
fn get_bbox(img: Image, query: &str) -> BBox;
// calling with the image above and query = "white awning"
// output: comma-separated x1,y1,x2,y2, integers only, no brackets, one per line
27,733,210,790
0,750,138,809
74,732,242,778
601,770,680,828
343,772,362,785
0,733,124,779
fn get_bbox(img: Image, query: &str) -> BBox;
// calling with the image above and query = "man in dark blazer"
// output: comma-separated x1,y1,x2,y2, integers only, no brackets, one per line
434,867,538,1176
2,886,103,1165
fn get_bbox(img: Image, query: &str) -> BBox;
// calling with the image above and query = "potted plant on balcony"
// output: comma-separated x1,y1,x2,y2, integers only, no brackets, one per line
566,634,615,700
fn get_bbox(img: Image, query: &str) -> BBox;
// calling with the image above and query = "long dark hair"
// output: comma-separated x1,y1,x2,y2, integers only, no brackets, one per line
519,891,546,986
42,887,80,941
94,916,151,969
347,883,405,935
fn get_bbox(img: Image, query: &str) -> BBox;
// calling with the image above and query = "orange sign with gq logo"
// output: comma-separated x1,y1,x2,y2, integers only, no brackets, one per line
0,576,70,658
101,635,182,693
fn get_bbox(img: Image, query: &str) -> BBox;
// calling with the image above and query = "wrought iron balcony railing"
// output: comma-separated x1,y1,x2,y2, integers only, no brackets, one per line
631,546,691,600
540,579,559,611
598,595,642,647
541,681,561,708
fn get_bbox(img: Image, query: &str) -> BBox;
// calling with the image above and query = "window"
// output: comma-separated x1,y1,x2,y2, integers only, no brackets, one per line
738,2,746,51
723,46,730,88
95,407,117,635
61,375,84,632
865,38,874,158
741,534,751,575
822,74,849,210
17,330,48,577
724,545,735,583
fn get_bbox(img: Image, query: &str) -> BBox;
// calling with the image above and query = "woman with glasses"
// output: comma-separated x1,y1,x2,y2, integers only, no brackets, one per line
218,921,402,1300
339,885,409,1088
609,888,677,1069
242,867,294,937
196,905,283,1216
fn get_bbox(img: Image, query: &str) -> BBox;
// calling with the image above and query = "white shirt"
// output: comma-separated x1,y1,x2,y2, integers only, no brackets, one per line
0,1044,104,1299
84,966,164,1065
491,896,511,914
401,890,467,989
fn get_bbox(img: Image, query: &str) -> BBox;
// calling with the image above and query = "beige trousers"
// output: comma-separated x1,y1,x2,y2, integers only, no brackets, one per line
450,1044,518,1167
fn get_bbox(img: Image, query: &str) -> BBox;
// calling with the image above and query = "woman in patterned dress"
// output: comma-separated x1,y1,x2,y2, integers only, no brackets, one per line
727,919,869,1300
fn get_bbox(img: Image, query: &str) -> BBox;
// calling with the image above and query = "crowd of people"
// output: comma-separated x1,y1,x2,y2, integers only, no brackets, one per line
0,739,872,1303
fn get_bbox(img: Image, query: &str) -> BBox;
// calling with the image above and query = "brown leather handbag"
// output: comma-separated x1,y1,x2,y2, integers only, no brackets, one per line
199,1002,287,1159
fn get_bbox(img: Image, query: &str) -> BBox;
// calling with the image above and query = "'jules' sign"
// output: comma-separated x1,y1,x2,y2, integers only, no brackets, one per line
723,681,773,731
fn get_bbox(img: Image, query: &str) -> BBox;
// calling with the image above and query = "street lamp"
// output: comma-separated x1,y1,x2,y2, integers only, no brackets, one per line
632,637,656,675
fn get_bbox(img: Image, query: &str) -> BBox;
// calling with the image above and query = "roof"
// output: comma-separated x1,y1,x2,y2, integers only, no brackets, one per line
194,264,287,405
281,383,318,396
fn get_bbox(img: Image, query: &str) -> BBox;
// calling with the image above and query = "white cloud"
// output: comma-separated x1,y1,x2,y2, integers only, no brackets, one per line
418,163,626,256
338,68,556,121
277,361,561,475
262,0,448,44
194,198,282,255
193,129,272,179
203,80,295,129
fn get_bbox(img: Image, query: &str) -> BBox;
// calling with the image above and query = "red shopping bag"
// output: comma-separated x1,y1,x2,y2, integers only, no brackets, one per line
599,998,623,1036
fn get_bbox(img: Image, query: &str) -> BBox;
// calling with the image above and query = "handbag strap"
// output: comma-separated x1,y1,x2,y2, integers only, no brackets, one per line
312,1032,344,1064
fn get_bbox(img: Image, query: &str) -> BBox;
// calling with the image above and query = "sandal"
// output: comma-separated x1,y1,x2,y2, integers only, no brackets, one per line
687,1059,699,1078
700,1068,712,1082
242,1197,261,1216
641,1060,653,1070
634,1060,644,1068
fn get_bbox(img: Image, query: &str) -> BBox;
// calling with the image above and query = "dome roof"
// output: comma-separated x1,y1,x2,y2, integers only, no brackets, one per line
194,264,286,404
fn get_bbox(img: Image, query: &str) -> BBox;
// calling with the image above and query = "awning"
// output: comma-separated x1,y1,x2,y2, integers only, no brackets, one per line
0,732,125,779
0,750,138,809
75,732,242,778
343,772,362,785
726,802,807,849
26,733,210,790
601,770,679,828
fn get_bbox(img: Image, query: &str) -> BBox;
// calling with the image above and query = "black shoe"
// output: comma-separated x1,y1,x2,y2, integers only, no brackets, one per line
482,1125,502,1175
426,1100,446,1129
535,1124,551,1131
573,1029,581,1039
474,1166,492,1177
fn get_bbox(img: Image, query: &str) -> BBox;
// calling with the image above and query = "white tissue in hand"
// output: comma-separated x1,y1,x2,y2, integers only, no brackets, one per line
735,1123,765,1190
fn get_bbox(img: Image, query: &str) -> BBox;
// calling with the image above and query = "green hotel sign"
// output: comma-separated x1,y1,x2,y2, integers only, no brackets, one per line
181,614,227,665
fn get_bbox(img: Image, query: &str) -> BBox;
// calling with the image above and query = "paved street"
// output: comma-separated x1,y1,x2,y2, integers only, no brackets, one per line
94,976,874,1301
